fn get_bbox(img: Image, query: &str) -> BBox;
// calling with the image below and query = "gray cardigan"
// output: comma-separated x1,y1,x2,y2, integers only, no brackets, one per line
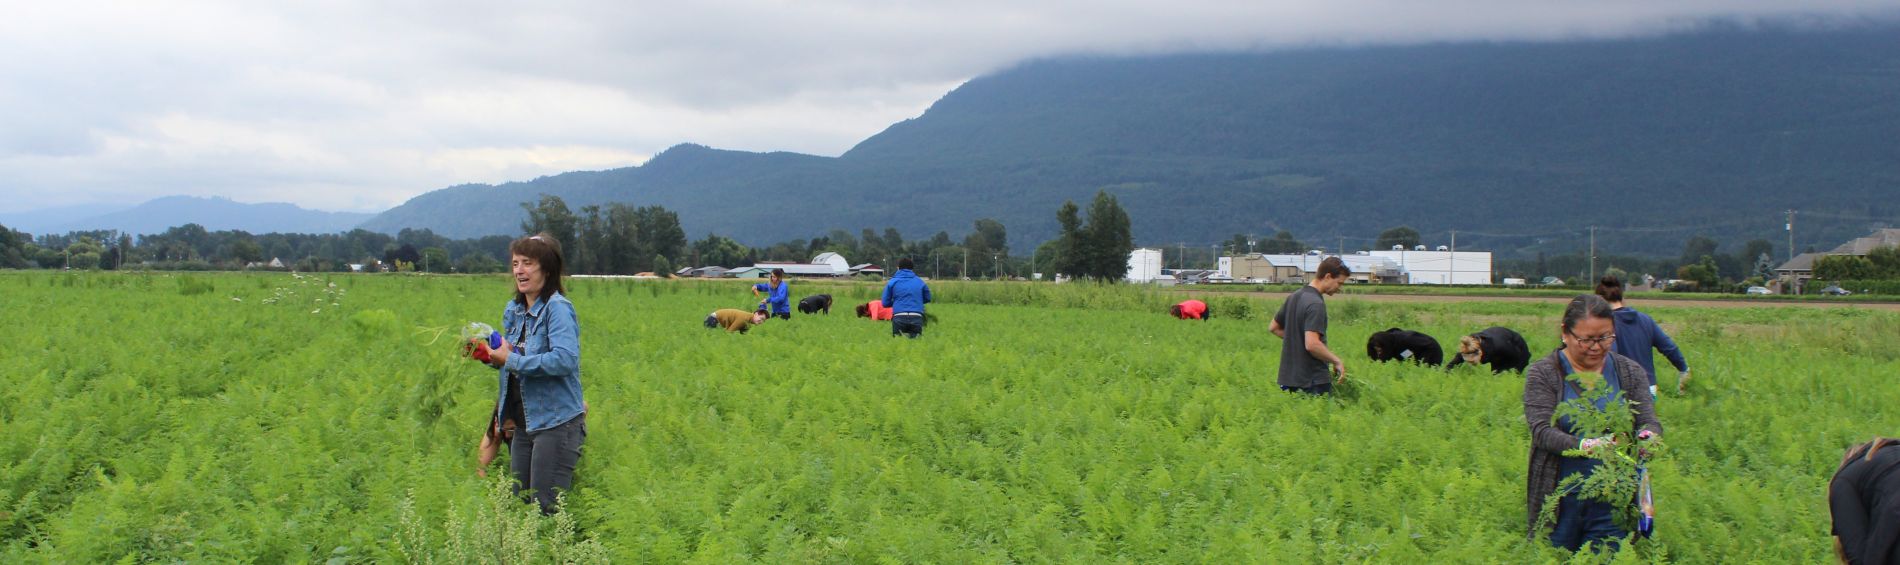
1523,349,1663,537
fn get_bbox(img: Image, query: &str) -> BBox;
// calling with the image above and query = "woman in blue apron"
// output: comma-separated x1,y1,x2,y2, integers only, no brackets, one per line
1523,294,1662,550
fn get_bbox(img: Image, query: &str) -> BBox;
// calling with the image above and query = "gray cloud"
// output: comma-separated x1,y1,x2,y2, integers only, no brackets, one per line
0,1,1893,215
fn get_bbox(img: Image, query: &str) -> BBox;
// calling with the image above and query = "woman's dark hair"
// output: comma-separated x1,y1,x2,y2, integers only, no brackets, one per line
1595,275,1624,303
1561,294,1615,333
509,232,565,305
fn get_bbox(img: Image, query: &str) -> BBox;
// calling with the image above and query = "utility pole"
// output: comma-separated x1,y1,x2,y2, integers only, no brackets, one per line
1588,226,1597,282
1450,230,1457,284
993,252,1000,280
1786,209,1796,264
1178,243,1185,270
961,248,968,280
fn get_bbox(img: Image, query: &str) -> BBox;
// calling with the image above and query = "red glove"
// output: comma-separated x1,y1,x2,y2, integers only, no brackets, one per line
466,338,491,363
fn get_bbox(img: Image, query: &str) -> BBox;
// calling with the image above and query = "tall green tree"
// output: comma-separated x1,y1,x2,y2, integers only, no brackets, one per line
633,206,686,271
1260,230,1305,254
1054,191,1134,282
1053,200,1084,279
963,218,1008,278
1377,226,1422,250
520,194,578,251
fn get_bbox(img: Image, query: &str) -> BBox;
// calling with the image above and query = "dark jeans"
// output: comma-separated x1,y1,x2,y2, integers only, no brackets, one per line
1280,383,1333,395
892,314,924,338
1549,491,1627,552
511,413,586,515
771,310,791,320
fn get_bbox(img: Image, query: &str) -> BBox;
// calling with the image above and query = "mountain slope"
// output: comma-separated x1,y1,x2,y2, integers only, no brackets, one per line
58,196,375,236
363,23,1900,256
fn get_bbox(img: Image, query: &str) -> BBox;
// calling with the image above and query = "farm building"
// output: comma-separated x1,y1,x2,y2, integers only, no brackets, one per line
727,252,854,278
1217,253,1403,284
1776,228,1900,294
1368,248,1494,285
1126,248,1164,283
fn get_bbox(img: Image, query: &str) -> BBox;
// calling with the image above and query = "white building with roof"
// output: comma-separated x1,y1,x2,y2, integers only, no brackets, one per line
1368,248,1493,284
1126,248,1164,283
727,253,853,278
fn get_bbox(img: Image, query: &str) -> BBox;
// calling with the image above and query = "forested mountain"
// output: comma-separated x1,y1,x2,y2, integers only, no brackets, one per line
361,22,1900,257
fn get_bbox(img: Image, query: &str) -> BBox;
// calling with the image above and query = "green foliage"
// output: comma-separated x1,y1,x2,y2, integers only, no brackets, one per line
1534,372,1667,540
0,273,1894,562
1055,191,1134,282
1814,255,1878,281
1376,226,1421,251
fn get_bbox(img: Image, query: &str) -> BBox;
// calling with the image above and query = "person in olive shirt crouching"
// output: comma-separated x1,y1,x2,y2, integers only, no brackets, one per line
706,308,768,333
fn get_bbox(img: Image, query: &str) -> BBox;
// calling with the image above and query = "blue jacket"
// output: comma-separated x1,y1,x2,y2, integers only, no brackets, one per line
495,292,585,432
1609,306,1688,386
880,269,932,314
754,280,790,313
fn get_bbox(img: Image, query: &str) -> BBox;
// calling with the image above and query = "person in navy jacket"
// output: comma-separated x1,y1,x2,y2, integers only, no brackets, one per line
881,258,932,338
1594,275,1691,398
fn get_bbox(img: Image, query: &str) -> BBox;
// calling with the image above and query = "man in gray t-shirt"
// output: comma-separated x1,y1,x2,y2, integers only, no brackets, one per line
1271,256,1351,394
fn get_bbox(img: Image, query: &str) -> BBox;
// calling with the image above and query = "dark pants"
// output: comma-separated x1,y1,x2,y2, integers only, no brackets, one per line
1549,491,1627,552
771,311,790,320
510,413,585,515
1280,383,1332,395
892,314,924,338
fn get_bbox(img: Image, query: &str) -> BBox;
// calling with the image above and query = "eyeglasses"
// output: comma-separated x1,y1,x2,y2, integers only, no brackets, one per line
1568,332,1616,349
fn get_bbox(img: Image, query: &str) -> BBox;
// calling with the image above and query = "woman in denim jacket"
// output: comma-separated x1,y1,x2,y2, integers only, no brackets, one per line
477,232,586,514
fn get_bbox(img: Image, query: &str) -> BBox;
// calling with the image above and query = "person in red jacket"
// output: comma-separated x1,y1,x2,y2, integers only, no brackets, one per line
1169,299,1211,320
856,300,893,321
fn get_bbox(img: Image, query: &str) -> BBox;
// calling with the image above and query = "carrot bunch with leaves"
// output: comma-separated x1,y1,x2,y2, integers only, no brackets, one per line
1534,371,1666,537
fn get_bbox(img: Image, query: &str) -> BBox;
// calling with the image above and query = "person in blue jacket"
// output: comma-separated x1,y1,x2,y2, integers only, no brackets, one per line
753,268,791,320
881,257,932,338
474,232,586,515
1595,275,1691,398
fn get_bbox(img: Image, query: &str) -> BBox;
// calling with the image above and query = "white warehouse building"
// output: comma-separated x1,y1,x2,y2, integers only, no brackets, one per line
1368,249,1493,285
1126,248,1164,283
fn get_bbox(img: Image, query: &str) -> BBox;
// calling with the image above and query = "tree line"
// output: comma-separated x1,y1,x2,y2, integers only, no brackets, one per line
0,192,1140,282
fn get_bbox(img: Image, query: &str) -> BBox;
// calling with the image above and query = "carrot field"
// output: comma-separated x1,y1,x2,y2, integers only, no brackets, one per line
1,272,1893,563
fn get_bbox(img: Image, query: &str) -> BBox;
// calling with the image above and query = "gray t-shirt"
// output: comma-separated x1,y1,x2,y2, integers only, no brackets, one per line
1274,285,1331,388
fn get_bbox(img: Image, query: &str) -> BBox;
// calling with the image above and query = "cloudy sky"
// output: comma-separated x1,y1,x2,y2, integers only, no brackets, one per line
1,1,1892,214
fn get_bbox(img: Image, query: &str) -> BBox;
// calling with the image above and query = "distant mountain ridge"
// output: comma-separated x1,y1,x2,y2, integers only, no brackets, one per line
361,22,1900,257
26,196,375,236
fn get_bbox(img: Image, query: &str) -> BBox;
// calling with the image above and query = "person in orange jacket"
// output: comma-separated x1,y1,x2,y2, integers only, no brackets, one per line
1170,299,1211,320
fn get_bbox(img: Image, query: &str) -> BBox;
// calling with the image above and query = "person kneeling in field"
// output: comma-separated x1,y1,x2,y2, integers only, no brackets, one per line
1170,299,1211,320
881,257,932,338
706,308,768,334
1831,436,1900,565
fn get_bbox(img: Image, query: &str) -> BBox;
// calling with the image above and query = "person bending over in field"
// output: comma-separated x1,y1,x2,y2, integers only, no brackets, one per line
470,232,587,515
881,257,932,338
1594,275,1691,398
1170,299,1211,320
1524,294,1662,552
753,268,792,320
1270,256,1349,395
1831,436,1900,565
706,308,768,334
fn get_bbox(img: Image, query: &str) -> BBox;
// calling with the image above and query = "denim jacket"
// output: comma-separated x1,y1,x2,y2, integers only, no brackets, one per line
494,292,585,432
